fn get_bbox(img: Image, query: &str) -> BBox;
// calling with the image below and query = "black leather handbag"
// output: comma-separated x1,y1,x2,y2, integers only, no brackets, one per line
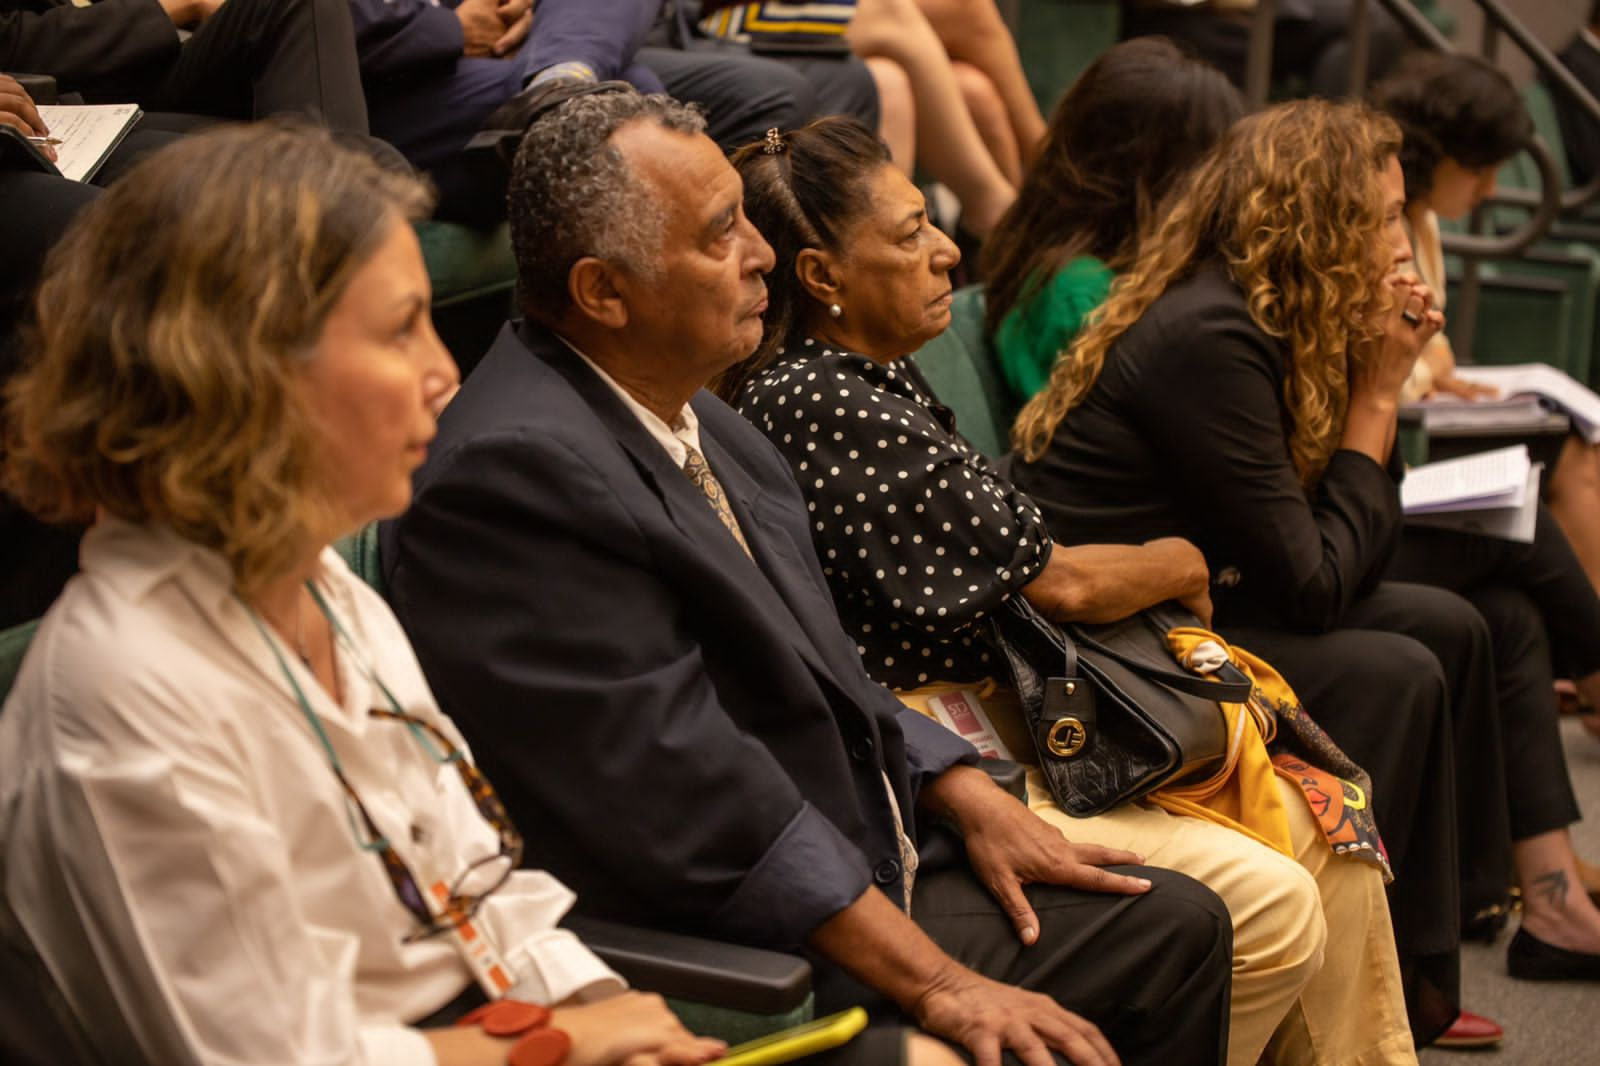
985,597,1253,817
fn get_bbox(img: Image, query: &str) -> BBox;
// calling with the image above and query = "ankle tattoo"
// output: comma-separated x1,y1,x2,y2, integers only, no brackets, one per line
1532,869,1570,908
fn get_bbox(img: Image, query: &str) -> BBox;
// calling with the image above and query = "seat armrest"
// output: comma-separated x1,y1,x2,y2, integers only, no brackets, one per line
981,758,1027,802
563,916,811,1015
11,74,57,104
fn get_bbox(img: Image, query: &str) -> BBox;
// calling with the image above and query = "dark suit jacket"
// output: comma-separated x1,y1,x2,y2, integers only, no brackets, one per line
382,321,977,951
1,0,178,96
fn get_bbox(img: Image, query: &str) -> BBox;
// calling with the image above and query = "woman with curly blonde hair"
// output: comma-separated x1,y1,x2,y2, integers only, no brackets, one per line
1010,98,1600,1034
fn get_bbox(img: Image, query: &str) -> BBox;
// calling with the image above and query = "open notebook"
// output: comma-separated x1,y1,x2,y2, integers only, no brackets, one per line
1402,444,1541,542
35,103,142,183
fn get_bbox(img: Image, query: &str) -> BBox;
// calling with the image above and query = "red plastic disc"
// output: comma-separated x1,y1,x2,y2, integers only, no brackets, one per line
482,1000,553,1037
508,1027,573,1066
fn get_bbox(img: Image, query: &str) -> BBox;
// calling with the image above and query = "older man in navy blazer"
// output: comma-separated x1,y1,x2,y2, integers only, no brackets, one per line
383,88,1232,1066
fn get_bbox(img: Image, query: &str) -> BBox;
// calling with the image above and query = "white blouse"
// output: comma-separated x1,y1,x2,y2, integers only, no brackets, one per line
0,519,621,1066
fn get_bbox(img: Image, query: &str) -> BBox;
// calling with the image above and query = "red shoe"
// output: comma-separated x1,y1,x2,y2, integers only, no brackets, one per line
1433,1010,1505,1050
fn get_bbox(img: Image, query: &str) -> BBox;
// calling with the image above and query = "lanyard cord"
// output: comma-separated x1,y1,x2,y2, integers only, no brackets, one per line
237,580,454,849
305,583,457,764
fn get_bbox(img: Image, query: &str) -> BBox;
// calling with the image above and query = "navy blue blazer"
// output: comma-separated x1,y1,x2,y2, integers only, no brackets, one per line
350,0,662,84
382,321,977,950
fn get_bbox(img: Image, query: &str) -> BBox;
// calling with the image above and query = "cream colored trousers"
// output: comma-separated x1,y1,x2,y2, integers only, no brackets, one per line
898,684,1416,1066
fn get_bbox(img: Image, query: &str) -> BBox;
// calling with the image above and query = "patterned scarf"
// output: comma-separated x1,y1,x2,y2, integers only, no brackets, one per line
1157,627,1393,882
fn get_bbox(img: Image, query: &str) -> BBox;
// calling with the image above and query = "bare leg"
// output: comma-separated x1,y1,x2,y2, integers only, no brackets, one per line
849,0,1016,235
1515,829,1600,953
1547,435,1600,594
913,0,1046,169
865,57,916,176
952,60,1021,186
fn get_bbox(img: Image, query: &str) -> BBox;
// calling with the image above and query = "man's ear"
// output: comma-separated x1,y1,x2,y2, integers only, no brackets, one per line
567,257,629,330
795,247,842,306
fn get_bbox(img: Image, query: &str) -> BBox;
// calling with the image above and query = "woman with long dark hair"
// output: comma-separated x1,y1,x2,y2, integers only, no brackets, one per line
982,37,1243,404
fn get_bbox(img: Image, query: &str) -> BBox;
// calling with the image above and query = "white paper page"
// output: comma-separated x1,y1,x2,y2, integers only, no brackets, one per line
1453,364,1600,443
1407,463,1542,543
1401,444,1530,514
35,104,140,182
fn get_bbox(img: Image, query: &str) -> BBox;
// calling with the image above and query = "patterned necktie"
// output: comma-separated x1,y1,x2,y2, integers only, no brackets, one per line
684,442,916,908
682,444,753,559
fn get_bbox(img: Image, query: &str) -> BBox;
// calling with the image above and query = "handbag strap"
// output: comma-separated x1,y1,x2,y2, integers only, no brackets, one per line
1001,597,1253,703
1001,597,1079,679
1065,624,1254,702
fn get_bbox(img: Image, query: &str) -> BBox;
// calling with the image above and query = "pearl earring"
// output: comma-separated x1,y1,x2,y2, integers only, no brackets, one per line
829,303,842,319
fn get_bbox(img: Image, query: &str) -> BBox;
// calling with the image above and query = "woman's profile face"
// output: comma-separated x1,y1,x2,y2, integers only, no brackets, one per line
1377,155,1414,271
1427,157,1499,221
822,165,962,362
296,216,459,533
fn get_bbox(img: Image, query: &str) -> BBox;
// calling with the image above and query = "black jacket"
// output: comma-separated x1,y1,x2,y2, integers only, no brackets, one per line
1009,260,1403,633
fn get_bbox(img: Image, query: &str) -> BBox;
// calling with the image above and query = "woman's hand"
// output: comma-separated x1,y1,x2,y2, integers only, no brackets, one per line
554,992,726,1066
1142,537,1212,626
1350,274,1445,404
0,74,54,163
426,992,724,1066
1429,375,1500,402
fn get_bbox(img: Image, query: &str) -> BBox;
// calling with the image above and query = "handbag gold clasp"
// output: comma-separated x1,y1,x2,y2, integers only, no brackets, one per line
1046,717,1088,758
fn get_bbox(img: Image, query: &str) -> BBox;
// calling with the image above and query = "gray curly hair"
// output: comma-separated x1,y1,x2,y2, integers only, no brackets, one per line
509,90,707,323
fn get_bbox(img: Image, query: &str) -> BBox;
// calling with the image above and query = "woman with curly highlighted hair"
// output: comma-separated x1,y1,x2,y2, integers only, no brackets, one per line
1009,98,1600,1022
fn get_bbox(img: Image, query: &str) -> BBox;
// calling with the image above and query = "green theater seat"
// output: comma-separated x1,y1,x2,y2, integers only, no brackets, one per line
415,220,519,376
909,285,1019,460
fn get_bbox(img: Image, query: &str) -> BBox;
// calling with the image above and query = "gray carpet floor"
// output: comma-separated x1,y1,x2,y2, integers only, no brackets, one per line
1420,716,1600,1064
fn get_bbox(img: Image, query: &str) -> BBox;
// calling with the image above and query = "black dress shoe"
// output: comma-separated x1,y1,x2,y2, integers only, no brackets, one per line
1507,926,1600,980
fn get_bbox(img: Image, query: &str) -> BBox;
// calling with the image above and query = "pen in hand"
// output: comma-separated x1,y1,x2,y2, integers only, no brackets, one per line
27,135,62,146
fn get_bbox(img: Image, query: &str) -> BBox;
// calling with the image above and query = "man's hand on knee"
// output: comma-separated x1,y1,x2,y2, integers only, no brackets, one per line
920,765,1151,944
914,968,1120,1066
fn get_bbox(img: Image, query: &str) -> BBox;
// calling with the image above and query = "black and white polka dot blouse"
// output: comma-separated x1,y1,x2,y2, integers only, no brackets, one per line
735,338,1052,690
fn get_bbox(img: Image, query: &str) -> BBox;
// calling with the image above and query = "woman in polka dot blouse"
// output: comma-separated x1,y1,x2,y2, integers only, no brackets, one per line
719,116,1420,1066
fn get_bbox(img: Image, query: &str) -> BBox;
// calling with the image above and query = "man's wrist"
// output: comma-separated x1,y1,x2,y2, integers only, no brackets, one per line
918,763,1004,827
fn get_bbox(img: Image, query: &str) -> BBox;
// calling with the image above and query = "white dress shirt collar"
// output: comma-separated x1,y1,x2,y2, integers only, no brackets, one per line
560,335,704,467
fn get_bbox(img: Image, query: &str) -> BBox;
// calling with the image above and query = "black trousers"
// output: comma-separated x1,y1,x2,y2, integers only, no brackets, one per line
641,18,879,151
641,44,878,153
1390,502,1590,842
1225,581,1477,1046
100,0,369,132
813,865,1233,1066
